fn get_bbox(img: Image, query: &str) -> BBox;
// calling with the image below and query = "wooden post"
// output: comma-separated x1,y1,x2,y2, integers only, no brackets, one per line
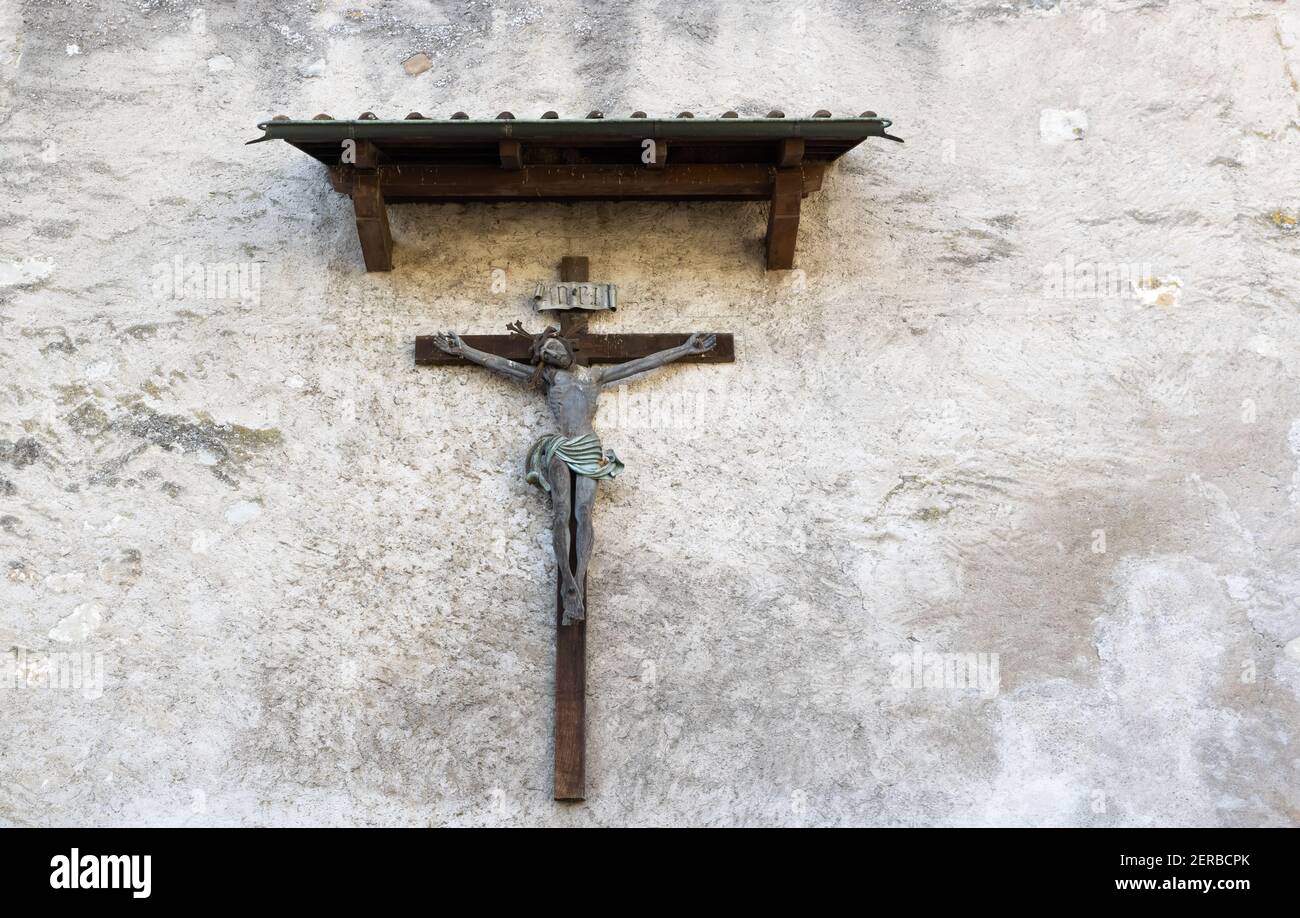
765,168,802,270
351,142,393,271
553,464,586,801
554,255,588,801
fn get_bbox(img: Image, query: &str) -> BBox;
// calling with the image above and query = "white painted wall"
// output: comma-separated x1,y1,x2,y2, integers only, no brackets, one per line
1,0,1297,826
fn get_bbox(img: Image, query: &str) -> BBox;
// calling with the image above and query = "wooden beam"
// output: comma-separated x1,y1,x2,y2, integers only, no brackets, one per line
765,168,803,270
499,139,522,170
777,137,805,167
559,256,589,283
578,332,735,363
645,139,668,169
331,163,827,271
414,332,735,365
339,163,816,201
554,255,588,802
351,171,393,271
352,139,381,170
553,464,586,802
554,259,591,338
332,163,826,198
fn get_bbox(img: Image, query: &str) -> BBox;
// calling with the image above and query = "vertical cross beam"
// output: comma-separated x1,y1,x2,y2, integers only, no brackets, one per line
553,255,588,801
553,467,585,801
350,141,393,271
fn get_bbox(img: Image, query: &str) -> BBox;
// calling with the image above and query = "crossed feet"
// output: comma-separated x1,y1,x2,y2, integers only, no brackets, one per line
561,578,586,625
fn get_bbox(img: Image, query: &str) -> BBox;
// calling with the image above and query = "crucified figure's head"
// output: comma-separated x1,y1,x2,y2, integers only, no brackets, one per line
537,335,574,367
507,322,576,385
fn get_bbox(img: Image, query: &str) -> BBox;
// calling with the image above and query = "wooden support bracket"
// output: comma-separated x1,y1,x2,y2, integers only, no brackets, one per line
351,171,393,271
777,137,805,168
499,139,523,170
765,168,803,270
347,141,392,271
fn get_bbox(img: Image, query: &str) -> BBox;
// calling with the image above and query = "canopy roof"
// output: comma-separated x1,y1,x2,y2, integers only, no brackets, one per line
251,109,902,271
248,111,900,167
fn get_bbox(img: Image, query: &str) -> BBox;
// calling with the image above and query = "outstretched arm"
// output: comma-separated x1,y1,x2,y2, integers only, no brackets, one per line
599,333,716,387
431,332,533,384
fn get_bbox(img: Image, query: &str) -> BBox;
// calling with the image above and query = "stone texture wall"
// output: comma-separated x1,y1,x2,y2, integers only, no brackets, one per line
1,0,1297,826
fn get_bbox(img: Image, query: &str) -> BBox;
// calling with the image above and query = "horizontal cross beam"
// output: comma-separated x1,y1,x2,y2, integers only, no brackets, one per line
415,332,735,366
333,163,823,202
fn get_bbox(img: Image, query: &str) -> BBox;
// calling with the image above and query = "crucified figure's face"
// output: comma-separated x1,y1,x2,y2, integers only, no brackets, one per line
539,337,573,368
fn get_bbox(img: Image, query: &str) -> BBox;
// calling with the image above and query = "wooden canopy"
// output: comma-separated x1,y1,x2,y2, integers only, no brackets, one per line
250,110,900,271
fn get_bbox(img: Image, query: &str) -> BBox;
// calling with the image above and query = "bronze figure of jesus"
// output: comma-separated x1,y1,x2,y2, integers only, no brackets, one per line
431,325,717,623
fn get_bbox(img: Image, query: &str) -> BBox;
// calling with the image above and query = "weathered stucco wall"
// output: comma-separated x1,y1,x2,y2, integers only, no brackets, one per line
2,0,1298,826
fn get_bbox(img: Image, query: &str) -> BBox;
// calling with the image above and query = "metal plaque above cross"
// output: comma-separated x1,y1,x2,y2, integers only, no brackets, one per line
415,256,734,800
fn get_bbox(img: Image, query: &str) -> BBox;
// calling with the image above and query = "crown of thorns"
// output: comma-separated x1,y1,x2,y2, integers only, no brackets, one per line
507,321,576,364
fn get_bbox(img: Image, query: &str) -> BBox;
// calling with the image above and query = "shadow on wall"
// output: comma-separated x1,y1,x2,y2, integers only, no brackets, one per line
382,199,769,277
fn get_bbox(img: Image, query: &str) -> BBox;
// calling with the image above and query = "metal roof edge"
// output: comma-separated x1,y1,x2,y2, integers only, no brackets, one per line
247,115,899,146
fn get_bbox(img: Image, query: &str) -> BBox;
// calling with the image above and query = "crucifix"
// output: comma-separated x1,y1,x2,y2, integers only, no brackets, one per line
415,256,734,800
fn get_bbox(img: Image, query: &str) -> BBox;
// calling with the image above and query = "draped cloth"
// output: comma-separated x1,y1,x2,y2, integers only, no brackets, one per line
525,433,624,494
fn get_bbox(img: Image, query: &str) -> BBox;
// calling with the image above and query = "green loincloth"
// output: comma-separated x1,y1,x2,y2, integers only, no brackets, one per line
525,433,624,494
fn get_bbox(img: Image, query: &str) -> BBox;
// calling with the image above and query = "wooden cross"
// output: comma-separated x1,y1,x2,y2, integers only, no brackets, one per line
415,257,734,800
